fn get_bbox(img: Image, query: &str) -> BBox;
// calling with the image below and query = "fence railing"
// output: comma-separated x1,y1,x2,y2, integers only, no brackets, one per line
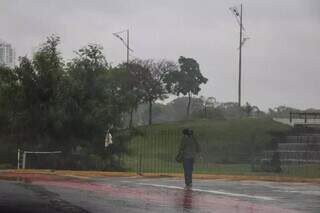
120,130,320,178
289,112,320,124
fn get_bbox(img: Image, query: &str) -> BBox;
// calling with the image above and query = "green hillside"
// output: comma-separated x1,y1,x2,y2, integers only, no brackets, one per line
123,118,292,175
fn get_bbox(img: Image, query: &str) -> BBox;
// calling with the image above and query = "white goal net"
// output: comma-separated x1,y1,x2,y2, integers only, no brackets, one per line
17,149,62,169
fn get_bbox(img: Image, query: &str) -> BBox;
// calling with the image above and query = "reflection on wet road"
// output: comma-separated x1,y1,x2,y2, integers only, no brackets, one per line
0,172,319,213
183,188,193,211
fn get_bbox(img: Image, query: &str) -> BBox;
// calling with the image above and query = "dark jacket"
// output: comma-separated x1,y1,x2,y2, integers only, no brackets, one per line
178,135,200,159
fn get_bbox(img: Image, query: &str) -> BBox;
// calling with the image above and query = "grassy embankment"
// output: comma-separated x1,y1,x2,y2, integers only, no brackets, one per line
122,118,320,178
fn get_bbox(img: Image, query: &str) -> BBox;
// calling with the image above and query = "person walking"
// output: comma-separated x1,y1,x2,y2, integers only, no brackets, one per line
177,128,201,187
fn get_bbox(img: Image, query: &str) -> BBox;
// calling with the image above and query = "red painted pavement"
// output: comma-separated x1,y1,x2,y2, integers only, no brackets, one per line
0,172,302,213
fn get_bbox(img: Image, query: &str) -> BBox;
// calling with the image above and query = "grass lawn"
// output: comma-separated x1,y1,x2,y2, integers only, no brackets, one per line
124,119,296,171
122,155,320,178
121,118,319,178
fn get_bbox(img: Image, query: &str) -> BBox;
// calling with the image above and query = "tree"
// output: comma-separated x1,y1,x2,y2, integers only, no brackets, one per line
123,62,148,128
0,66,21,139
66,44,116,148
0,36,139,169
162,96,205,121
202,96,216,117
164,56,208,118
216,102,244,118
10,35,67,149
269,105,299,118
64,44,138,168
243,102,254,117
0,35,68,152
32,35,66,143
134,59,177,125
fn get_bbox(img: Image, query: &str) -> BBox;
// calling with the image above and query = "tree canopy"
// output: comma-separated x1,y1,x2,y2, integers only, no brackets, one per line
0,36,210,169
164,56,208,117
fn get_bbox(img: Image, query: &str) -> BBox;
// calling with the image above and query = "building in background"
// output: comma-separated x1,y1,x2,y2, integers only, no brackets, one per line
0,40,15,68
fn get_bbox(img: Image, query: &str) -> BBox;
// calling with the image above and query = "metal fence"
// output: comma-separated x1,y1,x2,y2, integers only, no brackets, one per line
120,129,320,178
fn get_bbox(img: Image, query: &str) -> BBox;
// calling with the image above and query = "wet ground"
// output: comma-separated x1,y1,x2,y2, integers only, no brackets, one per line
0,172,319,213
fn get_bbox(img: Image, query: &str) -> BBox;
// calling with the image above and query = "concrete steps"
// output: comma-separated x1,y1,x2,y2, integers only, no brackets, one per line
262,125,320,164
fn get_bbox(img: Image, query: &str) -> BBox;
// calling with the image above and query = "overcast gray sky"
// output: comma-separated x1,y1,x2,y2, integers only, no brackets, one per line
1,0,319,110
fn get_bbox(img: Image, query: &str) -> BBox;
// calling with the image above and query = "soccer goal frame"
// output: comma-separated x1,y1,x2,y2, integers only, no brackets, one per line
17,149,62,169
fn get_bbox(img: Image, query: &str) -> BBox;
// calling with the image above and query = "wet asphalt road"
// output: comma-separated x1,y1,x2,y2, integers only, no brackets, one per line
0,173,319,213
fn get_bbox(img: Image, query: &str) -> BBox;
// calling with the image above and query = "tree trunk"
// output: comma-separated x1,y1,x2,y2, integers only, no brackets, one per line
204,106,207,118
129,107,134,128
187,92,191,118
148,100,153,125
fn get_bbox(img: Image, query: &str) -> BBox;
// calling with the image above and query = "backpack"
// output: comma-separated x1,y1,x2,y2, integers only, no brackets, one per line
175,151,184,163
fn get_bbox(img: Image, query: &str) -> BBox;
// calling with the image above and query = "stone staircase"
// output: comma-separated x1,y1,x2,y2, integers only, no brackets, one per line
263,124,320,164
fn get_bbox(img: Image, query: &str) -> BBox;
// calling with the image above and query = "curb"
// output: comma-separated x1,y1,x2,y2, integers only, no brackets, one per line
1,169,320,184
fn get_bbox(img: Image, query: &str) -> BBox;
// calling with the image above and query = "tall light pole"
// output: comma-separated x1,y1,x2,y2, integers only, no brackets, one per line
113,29,134,127
230,4,249,107
238,4,243,107
113,29,133,68
126,29,129,66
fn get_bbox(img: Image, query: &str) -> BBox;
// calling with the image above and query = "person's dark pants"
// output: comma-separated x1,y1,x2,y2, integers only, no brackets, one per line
183,158,194,186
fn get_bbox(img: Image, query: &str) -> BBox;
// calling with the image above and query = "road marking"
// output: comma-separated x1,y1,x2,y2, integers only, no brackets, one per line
137,183,274,201
64,175,90,179
121,181,132,183
287,190,320,196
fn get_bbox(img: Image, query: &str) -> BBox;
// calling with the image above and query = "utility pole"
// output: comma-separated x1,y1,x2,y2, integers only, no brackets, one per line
113,29,134,127
126,29,129,66
238,4,243,107
113,29,133,67
230,4,248,107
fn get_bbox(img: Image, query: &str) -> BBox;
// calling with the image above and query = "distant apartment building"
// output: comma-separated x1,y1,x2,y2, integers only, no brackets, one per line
0,40,15,68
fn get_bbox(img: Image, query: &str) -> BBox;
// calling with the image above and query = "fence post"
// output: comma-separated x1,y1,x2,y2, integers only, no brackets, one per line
304,112,307,124
139,153,142,174
250,134,256,171
22,151,26,169
136,141,141,175
17,149,20,169
289,112,292,123
136,153,139,174
118,154,122,170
